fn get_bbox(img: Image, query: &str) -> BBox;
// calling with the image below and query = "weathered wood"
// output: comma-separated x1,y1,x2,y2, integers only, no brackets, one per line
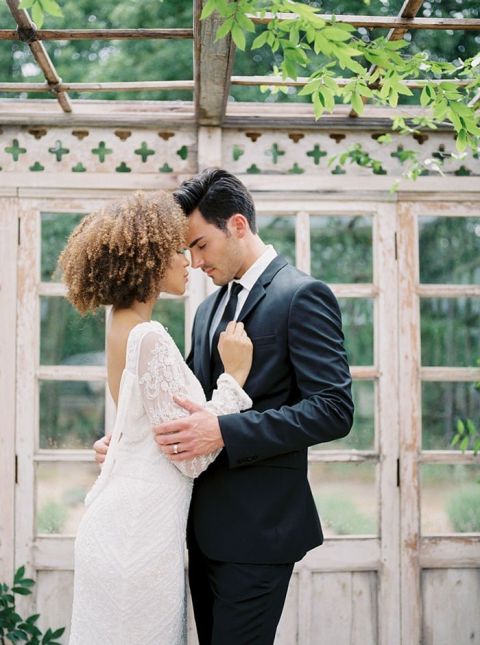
35,450,95,462
418,284,480,297
37,365,105,380
308,450,378,463
376,202,401,645
15,205,39,618
295,212,310,274
421,569,480,645
6,0,72,113
0,28,193,40
231,76,473,88
420,537,480,568
249,12,480,30
397,200,422,645
194,0,235,125
36,570,75,641
420,367,480,381
0,81,194,92
419,450,480,465
309,571,378,644
0,198,18,584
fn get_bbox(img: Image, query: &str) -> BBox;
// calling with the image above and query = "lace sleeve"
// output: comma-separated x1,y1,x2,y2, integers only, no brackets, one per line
137,328,252,479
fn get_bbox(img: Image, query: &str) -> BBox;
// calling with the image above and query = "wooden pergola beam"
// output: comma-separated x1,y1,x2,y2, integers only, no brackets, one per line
249,13,480,31
0,81,195,92
6,0,71,113
230,76,473,89
194,0,235,126
0,28,194,41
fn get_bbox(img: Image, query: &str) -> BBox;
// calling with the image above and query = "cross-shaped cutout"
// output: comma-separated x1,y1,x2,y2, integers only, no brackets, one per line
266,143,285,164
5,139,27,162
92,141,113,163
306,145,327,165
135,142,155,163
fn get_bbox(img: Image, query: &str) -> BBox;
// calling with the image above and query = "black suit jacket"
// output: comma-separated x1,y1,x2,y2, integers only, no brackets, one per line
187,256,354,564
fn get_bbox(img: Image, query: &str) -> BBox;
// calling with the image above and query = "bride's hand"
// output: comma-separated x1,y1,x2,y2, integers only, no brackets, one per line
218,321,253,388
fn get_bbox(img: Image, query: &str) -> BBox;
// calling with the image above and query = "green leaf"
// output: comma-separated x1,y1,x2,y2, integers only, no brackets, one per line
215,18,233,41
451,434,460,447
200,0,217,20
312,92,325,119
231,24,246,50
351,92,364,115
18,0,35,8
455,129,468,152
31,2,44,28
14,567,25,584
41,0,63,18
323,27,352,42
12,587,31,596
251,31,268,50
460,436,469,451
420,86,431,107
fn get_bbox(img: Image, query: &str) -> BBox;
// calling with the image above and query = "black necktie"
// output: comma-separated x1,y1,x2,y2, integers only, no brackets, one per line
210,281,244,386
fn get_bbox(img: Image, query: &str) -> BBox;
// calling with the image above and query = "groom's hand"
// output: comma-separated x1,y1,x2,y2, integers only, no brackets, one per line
152,397,224,461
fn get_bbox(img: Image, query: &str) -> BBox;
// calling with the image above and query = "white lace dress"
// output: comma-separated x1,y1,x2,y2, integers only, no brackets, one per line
69,321,252,645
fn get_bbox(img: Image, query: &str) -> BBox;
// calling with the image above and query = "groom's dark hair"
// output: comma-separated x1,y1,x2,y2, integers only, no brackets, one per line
173,168,257,233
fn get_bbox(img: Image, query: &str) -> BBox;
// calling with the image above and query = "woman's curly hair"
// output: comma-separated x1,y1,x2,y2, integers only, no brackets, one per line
58,191,186,315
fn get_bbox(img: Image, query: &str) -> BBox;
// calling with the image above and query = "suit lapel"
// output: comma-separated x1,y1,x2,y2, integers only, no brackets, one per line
237,255,288,323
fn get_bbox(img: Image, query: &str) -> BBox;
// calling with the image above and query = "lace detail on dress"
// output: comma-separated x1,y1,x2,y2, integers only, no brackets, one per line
137,324,252,479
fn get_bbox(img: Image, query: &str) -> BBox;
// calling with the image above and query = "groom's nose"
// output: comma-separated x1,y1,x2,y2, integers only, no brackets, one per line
190,251,203,269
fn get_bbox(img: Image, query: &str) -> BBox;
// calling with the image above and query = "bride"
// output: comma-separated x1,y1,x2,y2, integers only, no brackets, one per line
59,191,253,645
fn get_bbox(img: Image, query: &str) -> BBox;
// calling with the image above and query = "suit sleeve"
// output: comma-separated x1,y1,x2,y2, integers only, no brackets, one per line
219,280,354,467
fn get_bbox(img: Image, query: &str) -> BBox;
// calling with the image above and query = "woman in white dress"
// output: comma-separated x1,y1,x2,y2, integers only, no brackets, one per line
59,191,253,645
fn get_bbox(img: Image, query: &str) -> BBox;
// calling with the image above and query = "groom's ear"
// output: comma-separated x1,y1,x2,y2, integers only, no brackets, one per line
227,213,249,238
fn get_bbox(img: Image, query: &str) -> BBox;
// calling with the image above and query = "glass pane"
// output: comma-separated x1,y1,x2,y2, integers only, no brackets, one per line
40,297,105,366
421,298,480,367
311,215,372,283
421,464,480,535
314,380,374,450
152,298,185,357
258,215,295,267
41,212,85,282
338,298,373,366
308,462,377,536
419,216,480,284
36,462,98,535
39,380,105,449
422,381,480,450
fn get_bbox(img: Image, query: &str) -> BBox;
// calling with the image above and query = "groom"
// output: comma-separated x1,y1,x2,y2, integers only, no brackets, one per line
153,169,354,644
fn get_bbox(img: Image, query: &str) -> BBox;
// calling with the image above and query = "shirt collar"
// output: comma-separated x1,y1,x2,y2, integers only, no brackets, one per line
233,245,278,293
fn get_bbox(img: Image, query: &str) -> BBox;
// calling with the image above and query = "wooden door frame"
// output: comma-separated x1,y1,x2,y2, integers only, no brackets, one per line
397,199,480,645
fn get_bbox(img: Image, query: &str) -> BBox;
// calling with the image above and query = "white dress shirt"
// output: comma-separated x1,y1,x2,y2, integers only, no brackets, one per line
209,245,278,347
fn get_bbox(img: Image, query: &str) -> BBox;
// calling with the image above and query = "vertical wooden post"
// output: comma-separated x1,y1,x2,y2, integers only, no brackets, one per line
295,211,311,274
375,202,401,645
15,204,40,616
397,200,422,645
0,198,18,584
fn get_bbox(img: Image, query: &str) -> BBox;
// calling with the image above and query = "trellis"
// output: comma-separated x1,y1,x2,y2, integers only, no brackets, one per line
0,0,479,121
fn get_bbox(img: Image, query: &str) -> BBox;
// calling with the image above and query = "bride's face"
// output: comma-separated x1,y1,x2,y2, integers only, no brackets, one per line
160,249,190,296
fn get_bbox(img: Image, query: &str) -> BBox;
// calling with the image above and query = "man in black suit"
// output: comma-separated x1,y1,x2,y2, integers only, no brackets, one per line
153,169,354,645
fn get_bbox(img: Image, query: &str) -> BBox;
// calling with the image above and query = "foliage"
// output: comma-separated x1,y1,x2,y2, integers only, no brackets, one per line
315,495,375,535
37,501,67,534
0,566,64,644
201,0,480,154
450,367,480,454
447,484,480,532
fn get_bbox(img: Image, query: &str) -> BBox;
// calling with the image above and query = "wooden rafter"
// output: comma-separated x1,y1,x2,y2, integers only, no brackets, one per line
6,0,72,113
194,0,235,126
352,0,426,116
249,13,480,31
0,81,195,92
0,28,194,40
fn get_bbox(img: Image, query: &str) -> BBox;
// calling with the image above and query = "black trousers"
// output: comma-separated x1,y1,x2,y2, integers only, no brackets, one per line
188,546,294,645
